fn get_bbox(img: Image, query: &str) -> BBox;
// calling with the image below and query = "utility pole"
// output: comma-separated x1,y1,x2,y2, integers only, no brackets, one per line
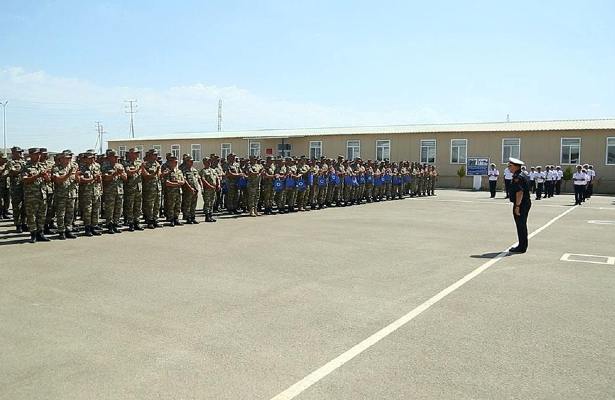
1,101,7,154
95,121,104,154
217,98,222,132
125,100,137,138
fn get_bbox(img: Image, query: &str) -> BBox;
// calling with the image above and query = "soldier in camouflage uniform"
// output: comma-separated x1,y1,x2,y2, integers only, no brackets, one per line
295,156,310,211
101,149,127,234
21,148,50,243
180,155,200,224
77,150,102,236
261,156,276,215
274,157,287,214
246,155,263,217
199,157,218,222
0,152,10,219
316,159,329,208
51,150,78,239
123,148,144,231
365,162,374,202
40,149,57,234
224,154,242,214
7,146,27,232
284,157,298,212
141,149,162,229
212,155,224,212
163,155,184,226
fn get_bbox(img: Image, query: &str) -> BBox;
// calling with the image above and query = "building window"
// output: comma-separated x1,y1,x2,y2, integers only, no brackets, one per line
607,137,615,165
118,145,126,158
171,144,181,159
376,140,390,161
420,139,436,164
249,142,261,157
347,140,360,160
450,139,467,164
152,144,161,155
221,143,231,159
135,145,143,159
561,138,580,164
277,143,292,157
501,138,520,163
191,144,202,162
309,141,322,159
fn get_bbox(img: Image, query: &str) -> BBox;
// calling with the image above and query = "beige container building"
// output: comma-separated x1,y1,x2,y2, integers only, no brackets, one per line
108,118,615,193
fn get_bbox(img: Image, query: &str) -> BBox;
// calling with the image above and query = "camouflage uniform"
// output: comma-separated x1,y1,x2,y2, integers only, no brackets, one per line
7,154,26,229
52,154,78,236
41,154,56,231
295,162,310,211
225,160,241,212
123,155,143,229
285,163,298,211
317,163,329,207
21,155,48,240
199,162,218,222
141,156,161,227
0,154,10,218
246,161,263,216
78,157,102,234
164,167,184,224
274,162,287,213
101,158,125,231
180,161,200,222
261,160,276,214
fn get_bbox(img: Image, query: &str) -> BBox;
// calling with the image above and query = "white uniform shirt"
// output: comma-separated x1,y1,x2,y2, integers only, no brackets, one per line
503,167,513,180
584,170,591,184
487,168,499,181
556,170,563,180
547,170,557,181
535,172,545,183
529,171,536,181
573,171,586,185
588,169,596,181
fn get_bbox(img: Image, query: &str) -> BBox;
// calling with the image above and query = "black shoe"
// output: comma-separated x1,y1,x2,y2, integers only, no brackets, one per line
84,226,94,237
153,220,161,228
36,232,50,242
16,225,23,233
112,224,121,233
57,232,66,240
43,225,53,235
147,222,155,229
128,223,135,232
29,232,37,243
134,223,144,231
65,230,77,239
191,218,199,224
107,225,115,234
174,219,183,226
170,219,176,227
509,247,527,254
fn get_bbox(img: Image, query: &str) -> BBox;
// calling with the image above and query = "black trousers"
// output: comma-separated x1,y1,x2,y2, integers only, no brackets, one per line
513,204,531,251
530,180,536,193
574,185,584,204
546,181,554,197
555,180,561,195
504,179,512,198
489,180,497,198
587,183,593,198
536,183,544,199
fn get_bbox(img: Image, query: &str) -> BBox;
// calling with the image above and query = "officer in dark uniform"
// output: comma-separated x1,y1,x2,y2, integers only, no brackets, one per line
507,157,531,253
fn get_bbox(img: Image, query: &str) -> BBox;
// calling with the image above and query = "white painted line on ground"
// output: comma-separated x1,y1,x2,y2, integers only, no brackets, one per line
587,220,615,225
560,253,615,265
269,205,578,400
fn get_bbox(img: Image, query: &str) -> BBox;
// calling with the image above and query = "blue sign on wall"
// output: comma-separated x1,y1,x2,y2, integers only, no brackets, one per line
466,157,490,176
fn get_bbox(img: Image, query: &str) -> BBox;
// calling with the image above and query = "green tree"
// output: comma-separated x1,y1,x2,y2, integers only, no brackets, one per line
562,166,573,192
456,166,466,188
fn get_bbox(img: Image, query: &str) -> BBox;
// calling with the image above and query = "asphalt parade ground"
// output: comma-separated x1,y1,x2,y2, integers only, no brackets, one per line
1,190,614,400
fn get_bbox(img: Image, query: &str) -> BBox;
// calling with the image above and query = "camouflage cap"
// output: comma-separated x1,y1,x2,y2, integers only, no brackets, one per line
106,149,118,157
28,147,40,154
40,147,48,153
84,150,96,158
184,155,193,161
11,146,23,152
127,147,140,153
168,155,178,161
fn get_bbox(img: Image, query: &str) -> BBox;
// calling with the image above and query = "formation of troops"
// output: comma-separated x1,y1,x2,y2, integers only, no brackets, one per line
0,147,439,243
487,163,597,204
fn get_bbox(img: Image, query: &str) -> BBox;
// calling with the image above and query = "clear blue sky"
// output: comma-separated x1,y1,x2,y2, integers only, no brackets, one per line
1,0,614,151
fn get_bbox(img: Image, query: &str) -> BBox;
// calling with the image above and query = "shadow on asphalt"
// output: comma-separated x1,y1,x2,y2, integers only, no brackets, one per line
470,252,515,259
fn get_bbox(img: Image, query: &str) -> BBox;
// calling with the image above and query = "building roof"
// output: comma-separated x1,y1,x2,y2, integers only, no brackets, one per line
108,118,615,142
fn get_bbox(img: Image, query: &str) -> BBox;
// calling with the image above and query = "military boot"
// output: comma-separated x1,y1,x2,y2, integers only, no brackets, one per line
134,222,144,231
128,223,135,232
65,230,77,239
112,224,121,233
57,231,66,240
91,226,101,236
36,231,50,242
29,232,37,243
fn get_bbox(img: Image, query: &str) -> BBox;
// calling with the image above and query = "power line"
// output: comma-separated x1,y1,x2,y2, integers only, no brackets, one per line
1,101,7,154
125,100,137,138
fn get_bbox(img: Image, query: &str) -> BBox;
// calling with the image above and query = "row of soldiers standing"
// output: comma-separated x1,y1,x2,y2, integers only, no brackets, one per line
0,146,438,243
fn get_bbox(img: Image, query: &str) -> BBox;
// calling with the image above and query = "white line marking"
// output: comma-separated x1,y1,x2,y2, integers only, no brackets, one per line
587,220,615,225
560,253,615,265
269,205,578,400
